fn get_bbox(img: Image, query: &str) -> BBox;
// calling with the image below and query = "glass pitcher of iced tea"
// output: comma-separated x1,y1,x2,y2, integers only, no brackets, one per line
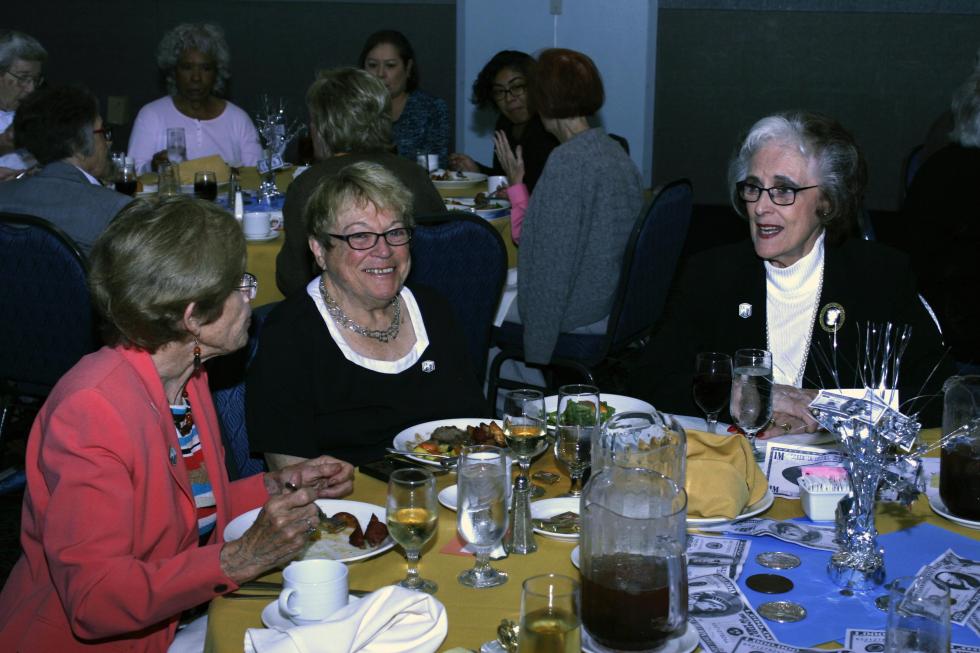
580,465,688,652
593,411,686,486
940,375,980,521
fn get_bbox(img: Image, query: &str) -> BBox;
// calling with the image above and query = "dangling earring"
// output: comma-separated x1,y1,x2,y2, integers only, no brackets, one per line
192,340,202,372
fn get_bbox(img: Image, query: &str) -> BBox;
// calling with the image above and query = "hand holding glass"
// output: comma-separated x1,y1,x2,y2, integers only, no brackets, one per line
730,348,773,455
554,384,600,497
457,445,509,588
693,352,732,433
386,468,438,593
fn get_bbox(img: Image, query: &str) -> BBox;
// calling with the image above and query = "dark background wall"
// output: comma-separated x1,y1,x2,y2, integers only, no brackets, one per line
654,6,980,211
4,0,456,155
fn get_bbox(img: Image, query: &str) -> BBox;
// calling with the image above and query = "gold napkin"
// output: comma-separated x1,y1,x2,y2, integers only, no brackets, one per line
177,154,230,184
685,429,768,519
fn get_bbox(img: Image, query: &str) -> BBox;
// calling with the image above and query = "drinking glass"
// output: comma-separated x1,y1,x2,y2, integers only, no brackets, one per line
885,575,950,653
693,352,733,433
157,161,180,198
114,158,137,197
457,445,509,588
166,127,186,164
193,170,218,201
386,468,438,594
554,384,600,497
730,348,773,457
595,411,686,485
503,389,548,498
517,574,581,653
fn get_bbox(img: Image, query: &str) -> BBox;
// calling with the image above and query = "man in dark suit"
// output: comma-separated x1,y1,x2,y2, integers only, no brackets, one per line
0,85,131,256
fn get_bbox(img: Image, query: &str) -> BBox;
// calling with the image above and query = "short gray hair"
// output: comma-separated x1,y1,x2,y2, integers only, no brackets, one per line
307,68,392,158
0,30,46,71
305,161,413,248
728,111,866,243
950,75,980,147
157,23,231,96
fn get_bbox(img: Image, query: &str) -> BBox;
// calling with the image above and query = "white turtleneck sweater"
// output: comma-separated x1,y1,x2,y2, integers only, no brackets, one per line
765,231,826,387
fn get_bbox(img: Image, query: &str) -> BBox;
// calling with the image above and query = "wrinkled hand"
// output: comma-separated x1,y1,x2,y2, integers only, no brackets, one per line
448,152,478,172
219,486,320,584
0,126,15,156
0,166,22,182
759,385,819,439
266,455,354,499
493,130,524,186
150,149,170,171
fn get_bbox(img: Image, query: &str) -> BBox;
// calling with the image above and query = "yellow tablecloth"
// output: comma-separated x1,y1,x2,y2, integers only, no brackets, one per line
203,428,979,653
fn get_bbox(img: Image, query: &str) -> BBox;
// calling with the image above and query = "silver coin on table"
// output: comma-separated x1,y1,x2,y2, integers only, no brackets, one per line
755,551,801,570
758,600,807,623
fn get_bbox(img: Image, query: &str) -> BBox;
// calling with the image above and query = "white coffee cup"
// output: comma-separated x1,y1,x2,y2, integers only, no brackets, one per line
278,559,349,624
488,175,508,195
243,211,271,237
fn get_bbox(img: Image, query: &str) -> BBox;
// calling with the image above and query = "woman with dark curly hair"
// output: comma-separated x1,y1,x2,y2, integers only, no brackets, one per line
630,111,951,434
448,50,559,193
127,23,262,173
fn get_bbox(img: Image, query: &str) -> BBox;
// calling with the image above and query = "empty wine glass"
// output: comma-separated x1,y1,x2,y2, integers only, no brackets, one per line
554,384,600,497
457,445,509,588
503,389,548,498
693,352,733,433
386,467,438,594
730,348,773,458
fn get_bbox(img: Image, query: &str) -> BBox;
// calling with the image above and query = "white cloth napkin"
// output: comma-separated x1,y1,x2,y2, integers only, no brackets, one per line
244,585,447,653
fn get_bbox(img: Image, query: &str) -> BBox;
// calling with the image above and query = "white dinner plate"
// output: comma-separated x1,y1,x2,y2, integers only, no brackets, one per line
431,171,487,189
223,499,394,563
669,414,732,433
928,493,980,530
444,197,511,219
672,414,838,447
392,417,500,467
530,497,580,540
438,484,458,511
244,230,280,243
571,545,580,569
686,489,775,527
582,623,697,653
261,595,361,629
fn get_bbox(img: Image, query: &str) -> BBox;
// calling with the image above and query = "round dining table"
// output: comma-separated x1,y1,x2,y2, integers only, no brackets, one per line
203,426,980,653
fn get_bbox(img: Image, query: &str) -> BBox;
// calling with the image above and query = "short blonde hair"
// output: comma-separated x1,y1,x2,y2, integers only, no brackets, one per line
307,68,392,157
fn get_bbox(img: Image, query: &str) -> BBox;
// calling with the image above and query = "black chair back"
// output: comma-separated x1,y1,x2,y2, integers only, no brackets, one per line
407,210,508,380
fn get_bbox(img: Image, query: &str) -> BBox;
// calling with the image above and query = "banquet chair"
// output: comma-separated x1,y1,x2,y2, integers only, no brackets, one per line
407,210,508,381
208,302,278,479
486,179,694,409
0,213,99,443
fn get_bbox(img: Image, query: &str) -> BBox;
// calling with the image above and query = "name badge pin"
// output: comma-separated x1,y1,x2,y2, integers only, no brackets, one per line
819,302,845,333
738,303,753,319
421,360,436,373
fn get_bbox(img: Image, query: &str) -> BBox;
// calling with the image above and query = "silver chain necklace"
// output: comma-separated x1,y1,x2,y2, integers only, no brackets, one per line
319,279,401,343
766,262,824,388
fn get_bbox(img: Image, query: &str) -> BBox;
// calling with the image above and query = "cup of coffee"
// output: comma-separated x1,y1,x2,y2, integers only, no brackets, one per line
243,212,271,238
488,175,508,195
278,559,349,624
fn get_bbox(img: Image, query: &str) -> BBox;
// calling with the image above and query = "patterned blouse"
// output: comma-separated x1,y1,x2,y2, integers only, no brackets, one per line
392,90,450,169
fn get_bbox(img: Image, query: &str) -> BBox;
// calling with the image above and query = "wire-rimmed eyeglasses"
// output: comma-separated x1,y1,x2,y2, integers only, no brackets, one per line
237,272,258,301
4,70,43,88
327,227,413,251
736,181,818,206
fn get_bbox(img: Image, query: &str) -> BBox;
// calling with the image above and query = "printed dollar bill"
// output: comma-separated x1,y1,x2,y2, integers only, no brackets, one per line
969,605,980,638
762,442,844,498
687,534,750,580
912,549,980,625
699,517,838,551
688,573,775,653
846,628,980,652
733,636,850,653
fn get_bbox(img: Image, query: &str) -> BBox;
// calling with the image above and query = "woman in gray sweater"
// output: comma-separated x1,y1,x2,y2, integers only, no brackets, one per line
497,48,643,364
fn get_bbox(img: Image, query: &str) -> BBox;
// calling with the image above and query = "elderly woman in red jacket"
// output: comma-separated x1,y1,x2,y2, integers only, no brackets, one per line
0,197,353,652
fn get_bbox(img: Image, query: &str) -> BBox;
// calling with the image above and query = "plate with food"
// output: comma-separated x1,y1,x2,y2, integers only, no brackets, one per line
531,497,580,540
686,489,775,528
392,417,505,466
430,170,487,189
223,499,394,563
444,195,511,219
544,393,654,428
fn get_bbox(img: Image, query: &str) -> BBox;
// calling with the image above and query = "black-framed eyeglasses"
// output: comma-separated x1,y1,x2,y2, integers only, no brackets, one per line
491,81,527,101
93,126,113,142
4,70,43,88
327,227,413,251
736,181,818,206
237,272,258,301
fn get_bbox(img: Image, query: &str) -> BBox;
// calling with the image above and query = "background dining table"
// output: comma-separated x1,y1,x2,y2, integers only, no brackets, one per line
203,426,980,653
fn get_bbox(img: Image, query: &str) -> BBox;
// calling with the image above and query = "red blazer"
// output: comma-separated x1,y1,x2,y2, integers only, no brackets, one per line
0,346,269,652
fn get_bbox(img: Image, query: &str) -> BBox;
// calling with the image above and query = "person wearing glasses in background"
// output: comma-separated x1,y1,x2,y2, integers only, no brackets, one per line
0,29,46,180
0,198,354,652
0,85,132,255
247,162,486,470
449,50,559,193
630,111,951,433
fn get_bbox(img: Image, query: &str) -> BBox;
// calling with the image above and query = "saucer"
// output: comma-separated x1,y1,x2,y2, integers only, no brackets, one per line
438,484,458,511
530,497,580,540
582,622,697,653
245,230,279,243
261,595,361,629
928,494,980,530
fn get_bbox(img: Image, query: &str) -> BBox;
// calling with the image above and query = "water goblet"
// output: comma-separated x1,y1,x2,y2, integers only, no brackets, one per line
516,574,581,653
554,384,600,497
730,348,773,459
457,445,509,588
503,389,548,498
386,467,438,594
166,127,186,164
693,352,732,433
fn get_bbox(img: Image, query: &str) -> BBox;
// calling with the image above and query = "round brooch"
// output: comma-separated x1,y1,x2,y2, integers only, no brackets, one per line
818,302,845,333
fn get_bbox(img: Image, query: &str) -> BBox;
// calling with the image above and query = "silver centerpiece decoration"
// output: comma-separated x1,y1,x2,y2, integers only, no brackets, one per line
253,96,305,202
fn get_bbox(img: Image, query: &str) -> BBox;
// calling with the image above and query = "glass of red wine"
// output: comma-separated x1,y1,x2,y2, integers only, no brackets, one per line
693,352,732,433
193,170,218,202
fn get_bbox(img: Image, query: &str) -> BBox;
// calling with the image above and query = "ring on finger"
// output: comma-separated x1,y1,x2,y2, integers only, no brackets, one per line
779,422,792,433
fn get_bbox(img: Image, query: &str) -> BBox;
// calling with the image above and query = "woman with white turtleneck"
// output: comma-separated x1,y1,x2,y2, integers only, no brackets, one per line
630,111,952,436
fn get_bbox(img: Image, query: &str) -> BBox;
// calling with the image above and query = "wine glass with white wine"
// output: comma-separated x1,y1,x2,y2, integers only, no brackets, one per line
503,389,548,498
457,445,509,588
516,573,581,653
730,348,773,459
386,468,438,594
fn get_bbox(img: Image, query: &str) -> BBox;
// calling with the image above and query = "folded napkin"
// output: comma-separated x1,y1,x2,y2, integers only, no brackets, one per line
177,154,231,184
244,585,447,653
685,430,768,519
